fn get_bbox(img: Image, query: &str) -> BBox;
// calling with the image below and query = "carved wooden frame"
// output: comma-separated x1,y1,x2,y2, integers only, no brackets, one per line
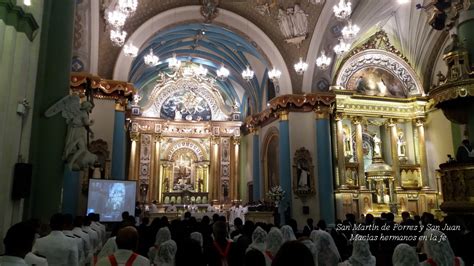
292,147,316,197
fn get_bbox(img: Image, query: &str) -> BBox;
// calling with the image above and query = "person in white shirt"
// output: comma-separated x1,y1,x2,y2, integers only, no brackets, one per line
229,203,237,226
187,202,198,213
33,213,79,266
24,252,48,266
72,216,92,263
207,202,217,213
90,213,107,246
0,222,36,266
63,214,85,265
150,200,159,213
237,204,248,224
97,236,117,259
83,216,100,254
96,226,150,266
165,202,177,213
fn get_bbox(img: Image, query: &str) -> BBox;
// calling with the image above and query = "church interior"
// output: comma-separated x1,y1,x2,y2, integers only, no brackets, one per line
1,0,474,255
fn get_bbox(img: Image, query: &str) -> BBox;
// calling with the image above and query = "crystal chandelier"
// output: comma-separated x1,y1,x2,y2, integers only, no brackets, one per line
316,51,332,70
144,49,159,67
123,43,138,57
167,53,181,71
118,0,138,14
110,29,127,47
242,65,254,81
106,9,128,29
194,64,208,77
333,0,352,20
294,57,308,75
216,64,230,81
341,20,360,40
334,38,351,56
268,67,281,82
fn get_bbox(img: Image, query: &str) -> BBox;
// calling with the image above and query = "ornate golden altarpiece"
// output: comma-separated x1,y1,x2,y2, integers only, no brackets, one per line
127,67,242,204
332,31,439,218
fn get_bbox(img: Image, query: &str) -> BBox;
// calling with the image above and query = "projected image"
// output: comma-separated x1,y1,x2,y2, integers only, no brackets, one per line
87,180,136,222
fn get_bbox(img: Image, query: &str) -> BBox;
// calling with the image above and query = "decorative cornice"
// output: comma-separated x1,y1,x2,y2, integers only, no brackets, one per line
70,72,136,101
244,93,336,130
429,78,474,106
0,0,39,41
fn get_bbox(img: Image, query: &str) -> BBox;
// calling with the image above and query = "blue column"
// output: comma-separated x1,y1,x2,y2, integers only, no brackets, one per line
111,103,126,180
252,132,261,201
316,112,335,225
279,112,292,224
62,168,80,215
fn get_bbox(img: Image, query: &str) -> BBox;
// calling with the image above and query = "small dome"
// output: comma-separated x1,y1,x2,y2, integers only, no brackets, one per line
366,157,393,180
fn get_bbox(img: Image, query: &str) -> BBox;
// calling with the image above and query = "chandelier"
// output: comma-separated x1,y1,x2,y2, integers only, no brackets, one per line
316,51,331,70
334,38,351,56
216,64,230,81
333,0,352,20
268,67,281,82
242,65,254,81
167,53,181,71
118,0,138,14
144,49,159,67
123,43,138,57
342,20,360,40
294,57,308,75
110,29,127,47
106,9,127,29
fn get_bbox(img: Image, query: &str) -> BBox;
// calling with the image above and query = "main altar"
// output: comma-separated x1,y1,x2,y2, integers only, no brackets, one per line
126,64,242,205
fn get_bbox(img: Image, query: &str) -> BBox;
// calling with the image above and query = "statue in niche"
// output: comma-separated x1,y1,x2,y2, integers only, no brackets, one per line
277,8,294,39
292,148,315,196
373,133,382,157
45,95,97,171
343,125,352,159
397,130,407,157
163,177,170,193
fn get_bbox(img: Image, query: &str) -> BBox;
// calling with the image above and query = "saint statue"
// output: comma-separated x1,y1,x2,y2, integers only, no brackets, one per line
397,132,407,157
292,4,308,36
174,110,182,120
373,133,382,157
297,161,309,189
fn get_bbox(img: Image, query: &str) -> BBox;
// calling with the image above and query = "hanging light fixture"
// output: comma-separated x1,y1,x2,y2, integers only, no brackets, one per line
23,0,31,6
241,65,254,81
268,67,281,82
194,64,208,77
294,57,308,75
341,20,360,40
316,51,332,70
167,53,181,71
123,43,138,57
110,29,127,47
216,64,230,81
144,49,159,67
118,0,138,14
333,0,352,20
333,38,351,56
106,9,128,29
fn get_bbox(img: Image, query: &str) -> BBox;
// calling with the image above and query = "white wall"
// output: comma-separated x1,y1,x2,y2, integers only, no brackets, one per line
0,1,44,253
288,112,319,228
425,109,454,189
89,99,115,159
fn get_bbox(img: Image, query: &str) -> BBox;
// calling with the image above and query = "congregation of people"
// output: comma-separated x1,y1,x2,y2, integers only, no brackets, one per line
1,210,473,266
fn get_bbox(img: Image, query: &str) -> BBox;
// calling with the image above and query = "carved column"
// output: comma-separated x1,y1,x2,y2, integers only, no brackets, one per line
279,110,292,224
416,119,430,188
353,117,365,188
335,113,346,188
129,132,140,181
153,135,162,202
210,136,220,202
231,137,241,202
388,119,401,188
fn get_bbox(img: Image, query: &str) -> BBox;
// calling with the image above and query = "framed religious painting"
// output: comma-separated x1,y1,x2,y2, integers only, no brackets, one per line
292,147,315,197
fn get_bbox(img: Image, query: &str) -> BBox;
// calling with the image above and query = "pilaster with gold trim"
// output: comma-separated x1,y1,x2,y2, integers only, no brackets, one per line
352,116,365,188
335,113,346,188
231,136,241,202
210,136,220,202
152,134,162,202
129,132,140,182
388,119,401,189
415,119,430,188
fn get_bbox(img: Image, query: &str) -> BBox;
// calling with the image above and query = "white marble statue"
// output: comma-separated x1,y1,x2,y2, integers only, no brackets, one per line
255,3,270,16
292,4,308,37
45,95,97,171
397,132,407,157
373,134,382,157
277,8,293,39
174,110,182,120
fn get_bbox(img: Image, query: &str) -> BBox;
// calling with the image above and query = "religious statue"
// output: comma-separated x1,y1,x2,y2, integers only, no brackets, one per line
297,161,310,190
174,110,182,120
200,0,219,23
45,95,97,171
293,4,308,37
397,131,407,157
255,3,270,16
373,133,382,157
343,126,352,158
277,5,309,41
277,9,294,39
197,178,204,192
163,177,170,192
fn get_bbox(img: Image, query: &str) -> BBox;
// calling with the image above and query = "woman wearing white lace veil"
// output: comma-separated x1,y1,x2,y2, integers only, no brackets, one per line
264,227,283,265
148,227,172,263
281,225,296,242
246,226,267,253
392,243,418,266
338,240,375,266
300,238,318,266
156,239,177,266
190,231,203,251
420,229,464,266
311,230,341,266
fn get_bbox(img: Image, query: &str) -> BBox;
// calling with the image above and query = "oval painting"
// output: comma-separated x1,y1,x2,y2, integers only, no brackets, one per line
346,67,407,97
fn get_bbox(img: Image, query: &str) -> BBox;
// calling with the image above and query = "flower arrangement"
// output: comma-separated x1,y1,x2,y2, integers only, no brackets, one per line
267,185,285,203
